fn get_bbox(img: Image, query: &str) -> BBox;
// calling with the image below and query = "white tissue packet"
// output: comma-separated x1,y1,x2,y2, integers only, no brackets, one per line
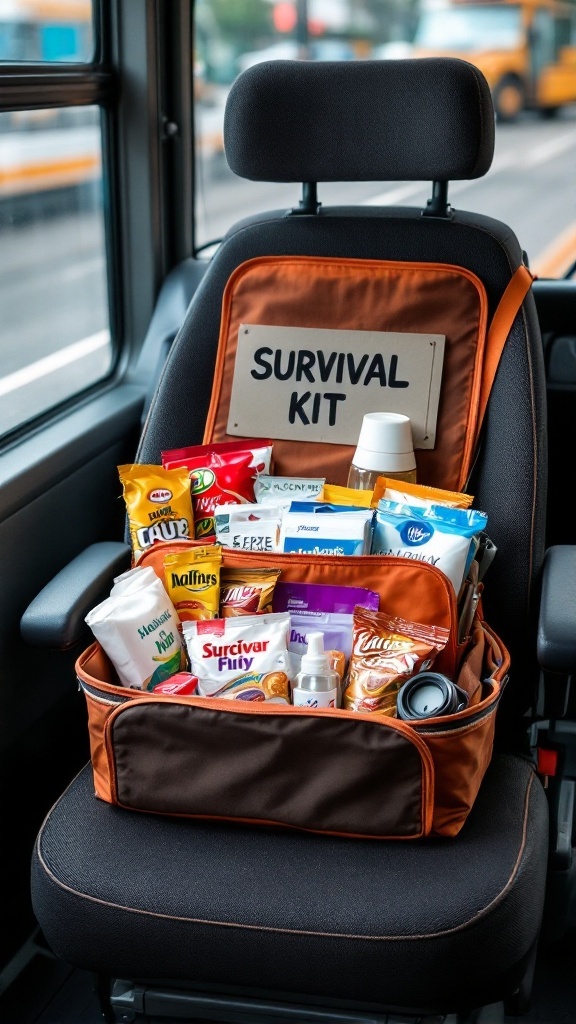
85,571,183,690
279,502,374,556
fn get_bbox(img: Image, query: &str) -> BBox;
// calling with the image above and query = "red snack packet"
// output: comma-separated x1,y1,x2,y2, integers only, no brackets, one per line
162,440,273,541
152,672,199,695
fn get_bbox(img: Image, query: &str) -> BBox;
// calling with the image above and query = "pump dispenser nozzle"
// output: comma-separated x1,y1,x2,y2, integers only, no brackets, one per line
300,631,330,675
292,631,340,709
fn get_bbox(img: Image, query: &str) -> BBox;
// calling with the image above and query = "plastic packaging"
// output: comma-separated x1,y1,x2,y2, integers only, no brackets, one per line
85,573,183,690
291,631,340,709
347,412,417,489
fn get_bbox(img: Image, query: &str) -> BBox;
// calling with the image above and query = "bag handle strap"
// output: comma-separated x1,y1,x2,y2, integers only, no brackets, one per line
474,264,535,453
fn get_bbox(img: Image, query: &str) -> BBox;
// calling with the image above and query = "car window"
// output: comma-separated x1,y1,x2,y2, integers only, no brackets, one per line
194,0,576,285
0,1,111,439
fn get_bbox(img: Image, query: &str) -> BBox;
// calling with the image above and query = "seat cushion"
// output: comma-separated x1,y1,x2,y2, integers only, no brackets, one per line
31,753,548,1013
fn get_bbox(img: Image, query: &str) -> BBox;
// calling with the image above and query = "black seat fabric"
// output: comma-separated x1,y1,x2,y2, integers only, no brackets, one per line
30,58,549,1016
33,756,547,1013
223,58,494,182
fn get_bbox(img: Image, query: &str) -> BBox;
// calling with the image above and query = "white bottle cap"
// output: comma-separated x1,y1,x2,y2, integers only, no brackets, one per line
352,412,416,474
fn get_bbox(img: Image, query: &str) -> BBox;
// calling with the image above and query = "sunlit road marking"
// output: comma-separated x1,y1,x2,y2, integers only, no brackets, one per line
0,330,110,396
5,125,576,398
531,220,576,278
362,129,576,207
524,131,576,167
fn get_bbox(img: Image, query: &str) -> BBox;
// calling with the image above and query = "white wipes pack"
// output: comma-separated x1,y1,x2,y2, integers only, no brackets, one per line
371,500,488,595
85,570,183,690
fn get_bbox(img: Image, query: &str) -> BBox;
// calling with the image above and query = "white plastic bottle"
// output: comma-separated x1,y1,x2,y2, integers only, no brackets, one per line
291,632,340,709
347,411,417,489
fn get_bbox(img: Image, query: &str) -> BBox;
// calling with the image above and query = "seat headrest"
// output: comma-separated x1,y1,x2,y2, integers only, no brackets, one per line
224,57,494,184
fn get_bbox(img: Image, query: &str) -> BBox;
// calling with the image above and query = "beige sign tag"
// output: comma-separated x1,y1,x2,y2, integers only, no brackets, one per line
227,324,445,449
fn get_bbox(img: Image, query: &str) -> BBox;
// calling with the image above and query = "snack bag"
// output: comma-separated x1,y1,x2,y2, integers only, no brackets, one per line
343,607,449,716
321,483,374,508
219,566,281,616
371,478,474,509
273,580,380,616
183,611,292,701
118,463,194,561
162,439,273,541
163,544,223,621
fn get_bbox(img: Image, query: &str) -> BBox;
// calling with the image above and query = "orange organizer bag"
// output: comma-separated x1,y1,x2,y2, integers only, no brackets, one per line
77,548,509,839
77,254,524,839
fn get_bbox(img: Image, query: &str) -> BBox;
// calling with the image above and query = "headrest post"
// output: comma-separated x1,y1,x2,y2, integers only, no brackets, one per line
291,181,321,216
423,180,452,219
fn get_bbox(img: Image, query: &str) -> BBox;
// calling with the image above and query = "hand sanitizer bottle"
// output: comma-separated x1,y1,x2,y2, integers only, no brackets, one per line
292,632,340,709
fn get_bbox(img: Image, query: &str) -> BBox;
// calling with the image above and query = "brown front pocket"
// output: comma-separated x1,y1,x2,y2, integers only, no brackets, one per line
105,698,435,838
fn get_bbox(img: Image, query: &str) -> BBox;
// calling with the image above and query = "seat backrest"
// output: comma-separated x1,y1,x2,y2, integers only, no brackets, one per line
138,57,547,738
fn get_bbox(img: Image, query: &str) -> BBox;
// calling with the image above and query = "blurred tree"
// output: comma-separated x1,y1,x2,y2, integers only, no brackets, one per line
362,0,421,44
209,0,273,48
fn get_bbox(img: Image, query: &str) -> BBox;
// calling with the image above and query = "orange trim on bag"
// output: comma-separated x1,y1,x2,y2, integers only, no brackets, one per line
474,264,534,454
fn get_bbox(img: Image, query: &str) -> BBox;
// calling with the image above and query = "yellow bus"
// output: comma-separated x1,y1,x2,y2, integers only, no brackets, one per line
412,0,576,120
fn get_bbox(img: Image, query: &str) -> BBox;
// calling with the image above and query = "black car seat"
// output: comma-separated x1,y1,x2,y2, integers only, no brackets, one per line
30,58,550,1022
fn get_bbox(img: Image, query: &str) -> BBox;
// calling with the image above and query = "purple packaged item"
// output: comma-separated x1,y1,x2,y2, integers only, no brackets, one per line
273,581,380,616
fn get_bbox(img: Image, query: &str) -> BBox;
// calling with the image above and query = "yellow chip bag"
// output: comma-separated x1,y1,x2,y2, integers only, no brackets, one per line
163,545,223,621
118,464,195,561
321,483,374,508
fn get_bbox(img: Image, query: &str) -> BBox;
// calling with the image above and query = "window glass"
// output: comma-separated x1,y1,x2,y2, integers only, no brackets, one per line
414,6,522,51
0,106,112,437
0,0,94,63
554,16,574,51
194,0,576,281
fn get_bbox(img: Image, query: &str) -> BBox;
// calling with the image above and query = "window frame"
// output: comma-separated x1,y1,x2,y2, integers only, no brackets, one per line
0,0,196,443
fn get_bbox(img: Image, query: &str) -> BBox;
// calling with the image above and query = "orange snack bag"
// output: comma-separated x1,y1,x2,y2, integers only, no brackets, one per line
321,483,374,508
370,477,474,509
343,607,449,716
